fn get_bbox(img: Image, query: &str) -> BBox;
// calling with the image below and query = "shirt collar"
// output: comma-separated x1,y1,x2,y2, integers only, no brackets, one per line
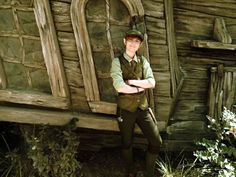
123,53,138,63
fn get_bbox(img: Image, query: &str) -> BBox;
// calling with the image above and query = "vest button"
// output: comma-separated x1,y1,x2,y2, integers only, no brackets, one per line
137,99,140,103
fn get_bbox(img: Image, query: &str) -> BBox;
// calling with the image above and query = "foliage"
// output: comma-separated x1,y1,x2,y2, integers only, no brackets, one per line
0,134,22,177
194,108,236,177
24,119,81,177
0,134,35,177
156,151,201,177
0,119,81,177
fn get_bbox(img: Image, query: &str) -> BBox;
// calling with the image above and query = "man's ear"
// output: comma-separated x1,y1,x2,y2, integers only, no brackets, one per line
123,38,126,45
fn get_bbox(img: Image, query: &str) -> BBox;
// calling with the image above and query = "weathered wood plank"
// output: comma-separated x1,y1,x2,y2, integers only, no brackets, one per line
0,106,166,132
192,40,236,50
153,72,171,97
145,16,166,29
88,101,117,115
34,0,69,98
64,60,84,87
150,56,170,71
51,1,73,32
174,100,207,121
149,44,168,56
71,0,100,101
147,30,167,45
208,67,236,118
165,0,183,98
178,55,236,67
142,0,164,18
167,121,206,134
154,96,172,122
213,17,232,44
174,0,236,18
0,57,6,89
0,90,69,109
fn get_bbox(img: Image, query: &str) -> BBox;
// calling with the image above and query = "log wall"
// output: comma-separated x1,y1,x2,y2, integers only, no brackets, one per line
0,0,236,151
168,0,236,137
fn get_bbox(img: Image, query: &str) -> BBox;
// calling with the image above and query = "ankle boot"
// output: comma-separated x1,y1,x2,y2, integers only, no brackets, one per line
122,147,135,174
145,151,158,177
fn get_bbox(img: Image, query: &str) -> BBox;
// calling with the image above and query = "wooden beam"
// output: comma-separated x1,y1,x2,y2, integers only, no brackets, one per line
165,0,182,96
70,0,100,101
213,17,232,44
0,106,166,132
88,101,117,115
34,0,69,98
0,90,69,109
191,40,236,50
0,57,7,89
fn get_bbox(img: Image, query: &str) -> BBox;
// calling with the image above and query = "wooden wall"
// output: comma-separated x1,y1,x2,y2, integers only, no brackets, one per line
0,0,235,150
50,0,90,111
167,0,236,138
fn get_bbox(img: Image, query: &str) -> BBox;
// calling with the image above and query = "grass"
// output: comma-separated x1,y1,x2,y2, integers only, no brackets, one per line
156,151,201,177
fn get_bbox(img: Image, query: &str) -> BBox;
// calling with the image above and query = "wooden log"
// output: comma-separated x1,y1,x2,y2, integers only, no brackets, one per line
208,73,215,117
34,0,69,98
51,1,73,32
70,0,100,101
142,0,164,18
0,90,69,109
213,17,232,44
0,106,166,132
174,0,236,18
165,0,179,95
0,57,7,89
191,40,236,50
88,101,117,115
166,121,206,134
63,60,84,87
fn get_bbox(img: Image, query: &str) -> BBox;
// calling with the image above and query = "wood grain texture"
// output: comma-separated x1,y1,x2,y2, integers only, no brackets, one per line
34,0,69,98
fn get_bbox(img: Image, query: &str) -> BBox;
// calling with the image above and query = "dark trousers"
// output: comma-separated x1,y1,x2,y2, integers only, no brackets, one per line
118,108,162,177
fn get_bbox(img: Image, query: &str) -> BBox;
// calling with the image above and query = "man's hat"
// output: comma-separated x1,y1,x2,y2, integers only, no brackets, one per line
125,29,144,41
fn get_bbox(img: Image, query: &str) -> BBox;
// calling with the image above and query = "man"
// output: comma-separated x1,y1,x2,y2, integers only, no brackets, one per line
110,29,162,177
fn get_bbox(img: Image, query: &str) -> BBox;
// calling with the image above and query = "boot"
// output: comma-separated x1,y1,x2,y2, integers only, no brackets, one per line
145,151,158,177
122,147,135,175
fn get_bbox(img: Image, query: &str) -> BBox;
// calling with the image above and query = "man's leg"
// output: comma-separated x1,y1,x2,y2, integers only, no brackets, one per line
118,109,137,175
136,109,162,177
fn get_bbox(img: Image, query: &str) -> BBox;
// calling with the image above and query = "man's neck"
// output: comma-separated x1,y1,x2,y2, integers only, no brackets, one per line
125,51,135,59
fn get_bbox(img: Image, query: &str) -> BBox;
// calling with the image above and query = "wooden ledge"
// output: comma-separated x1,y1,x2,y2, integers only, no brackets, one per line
191,40,236,50
0,106,166,132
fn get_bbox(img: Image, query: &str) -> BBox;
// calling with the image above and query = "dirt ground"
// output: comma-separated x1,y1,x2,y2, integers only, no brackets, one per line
78,147,159,177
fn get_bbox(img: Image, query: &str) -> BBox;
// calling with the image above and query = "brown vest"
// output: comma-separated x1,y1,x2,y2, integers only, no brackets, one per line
117,55,148,112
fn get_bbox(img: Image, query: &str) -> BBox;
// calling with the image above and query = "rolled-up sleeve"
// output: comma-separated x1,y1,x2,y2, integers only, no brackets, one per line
110,58,126,91
142,56,156,87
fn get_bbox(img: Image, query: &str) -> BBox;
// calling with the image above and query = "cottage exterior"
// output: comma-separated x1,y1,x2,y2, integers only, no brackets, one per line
0,0,235,150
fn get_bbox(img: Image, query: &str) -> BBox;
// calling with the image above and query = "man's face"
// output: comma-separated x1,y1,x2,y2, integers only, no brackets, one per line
124,36,142,53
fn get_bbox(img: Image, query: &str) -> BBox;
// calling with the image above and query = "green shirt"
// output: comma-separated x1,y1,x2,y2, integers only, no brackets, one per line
110,53,155,91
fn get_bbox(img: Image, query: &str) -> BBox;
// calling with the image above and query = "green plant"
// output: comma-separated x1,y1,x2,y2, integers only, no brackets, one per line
0,134,26,177
156,152,200,177
194,108,236,177
23,119,81,177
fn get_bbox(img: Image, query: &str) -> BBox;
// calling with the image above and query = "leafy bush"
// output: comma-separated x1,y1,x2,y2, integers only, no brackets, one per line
0,127,35,177
0,119,81,177
194,108,236,177
23,119,81,177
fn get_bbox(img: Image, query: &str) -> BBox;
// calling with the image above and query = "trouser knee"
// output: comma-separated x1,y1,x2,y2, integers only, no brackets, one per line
148,144,160,154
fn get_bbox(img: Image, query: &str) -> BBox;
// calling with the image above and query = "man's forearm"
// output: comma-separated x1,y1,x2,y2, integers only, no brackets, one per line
128,79,154,89
117,84,145,94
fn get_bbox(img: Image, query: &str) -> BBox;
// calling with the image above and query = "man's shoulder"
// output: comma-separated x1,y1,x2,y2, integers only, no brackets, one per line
137,55,148,63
